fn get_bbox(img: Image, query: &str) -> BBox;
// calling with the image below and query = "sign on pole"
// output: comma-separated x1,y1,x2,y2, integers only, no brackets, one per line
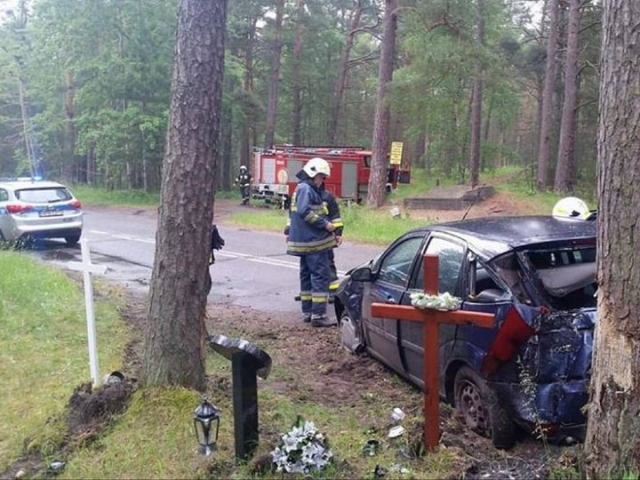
390,142,403,165
67,238,108,387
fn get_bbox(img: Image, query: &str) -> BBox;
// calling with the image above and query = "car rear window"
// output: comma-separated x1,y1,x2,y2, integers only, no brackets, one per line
524,245,596,309
16,187,72,203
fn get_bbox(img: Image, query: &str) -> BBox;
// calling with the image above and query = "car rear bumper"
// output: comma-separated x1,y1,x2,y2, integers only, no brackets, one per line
2,216,83,241
490,379,588,439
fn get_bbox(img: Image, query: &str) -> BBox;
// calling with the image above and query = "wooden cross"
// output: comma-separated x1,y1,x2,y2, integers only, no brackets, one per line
67,238,108,387
371,254,494,450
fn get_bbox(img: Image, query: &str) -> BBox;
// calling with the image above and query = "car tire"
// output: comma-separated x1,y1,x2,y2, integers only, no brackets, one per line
65,234,81,246
339,311,364,354
454,366,516,450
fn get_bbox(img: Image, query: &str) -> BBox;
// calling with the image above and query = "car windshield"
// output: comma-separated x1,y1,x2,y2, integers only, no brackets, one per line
16,187,72,203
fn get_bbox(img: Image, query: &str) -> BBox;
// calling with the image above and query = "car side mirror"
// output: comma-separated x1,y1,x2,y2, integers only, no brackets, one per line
350,266,375,282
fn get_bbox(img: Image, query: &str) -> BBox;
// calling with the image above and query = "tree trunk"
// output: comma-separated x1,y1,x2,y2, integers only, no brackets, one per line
328,0,363,145
553,0,580,193
366,0,397,208
536,0,559,190
144,0,227,390
469,0,485,188
584,0,640,476
240,17,257,169
291,0,305,145
264,0,285,148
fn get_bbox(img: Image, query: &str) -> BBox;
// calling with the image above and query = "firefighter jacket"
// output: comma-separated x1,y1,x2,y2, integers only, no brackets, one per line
323,189,343,237
235,172,252,187
286,180,337,256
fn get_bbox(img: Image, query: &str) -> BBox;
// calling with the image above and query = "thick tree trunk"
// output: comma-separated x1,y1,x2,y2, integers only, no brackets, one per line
536,0,559,190
584,0,640,477
264,0,285,148
328,0,363,145
469,0,485,188
553,0,580,193
144,0,227,390
367,0,397,208
291,0,305,145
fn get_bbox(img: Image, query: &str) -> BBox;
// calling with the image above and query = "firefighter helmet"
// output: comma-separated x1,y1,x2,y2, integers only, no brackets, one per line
552,197,590,219
240,165,247,171
303,157,331,178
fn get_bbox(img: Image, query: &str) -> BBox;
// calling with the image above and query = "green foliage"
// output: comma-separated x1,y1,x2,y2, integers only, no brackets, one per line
0,251,127,470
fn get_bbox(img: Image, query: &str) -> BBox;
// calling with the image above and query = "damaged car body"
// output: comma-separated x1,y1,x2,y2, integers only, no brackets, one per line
334,215,596,449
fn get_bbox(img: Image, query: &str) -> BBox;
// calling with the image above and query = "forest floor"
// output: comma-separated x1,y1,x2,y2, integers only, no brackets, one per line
5,192,580,479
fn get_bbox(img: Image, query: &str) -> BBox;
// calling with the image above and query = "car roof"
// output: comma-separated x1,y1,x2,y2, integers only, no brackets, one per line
0,180,67,190
412,215,597,261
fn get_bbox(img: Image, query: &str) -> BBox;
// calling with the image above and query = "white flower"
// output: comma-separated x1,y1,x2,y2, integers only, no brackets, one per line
410,291,461,310
270,418,333,474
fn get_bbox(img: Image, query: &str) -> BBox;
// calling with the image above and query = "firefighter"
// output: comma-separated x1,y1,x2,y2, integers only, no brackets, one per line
207,224,225,294
286,157,337,327
284,178,344,300
235,165,252,205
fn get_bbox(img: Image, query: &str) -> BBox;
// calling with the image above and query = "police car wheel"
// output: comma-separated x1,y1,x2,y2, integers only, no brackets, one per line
65,235,81,247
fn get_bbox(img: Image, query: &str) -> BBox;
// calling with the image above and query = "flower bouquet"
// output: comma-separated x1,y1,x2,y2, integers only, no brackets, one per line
271,416,333,474
410,291,462,310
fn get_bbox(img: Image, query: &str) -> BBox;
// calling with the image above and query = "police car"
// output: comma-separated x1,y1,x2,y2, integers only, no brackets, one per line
0,177,83,245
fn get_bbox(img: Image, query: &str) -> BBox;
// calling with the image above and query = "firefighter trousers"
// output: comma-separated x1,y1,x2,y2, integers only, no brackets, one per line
299,251,330,317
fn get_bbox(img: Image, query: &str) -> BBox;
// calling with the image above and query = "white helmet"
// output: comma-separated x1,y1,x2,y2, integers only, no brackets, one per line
240,165,247,171
302,157,331,178
552,197,590,219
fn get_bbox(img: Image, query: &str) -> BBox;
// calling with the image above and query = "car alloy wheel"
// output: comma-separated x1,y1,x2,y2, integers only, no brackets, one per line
454,366,516,449
339,311,363,353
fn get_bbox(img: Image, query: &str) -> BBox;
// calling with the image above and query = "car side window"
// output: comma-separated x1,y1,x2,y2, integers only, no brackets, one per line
377,236,424,287
0,189,7,202
411,237,465,294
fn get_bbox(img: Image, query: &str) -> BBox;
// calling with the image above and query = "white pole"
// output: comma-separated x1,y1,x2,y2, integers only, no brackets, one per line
68,239,107,387
80,238,100,387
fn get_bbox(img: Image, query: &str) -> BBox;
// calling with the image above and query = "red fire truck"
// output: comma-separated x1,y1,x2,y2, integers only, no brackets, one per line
251,145,405,207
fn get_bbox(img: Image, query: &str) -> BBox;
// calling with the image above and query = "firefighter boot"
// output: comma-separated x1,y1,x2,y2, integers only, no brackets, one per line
311,314,337,328
302,313,312,323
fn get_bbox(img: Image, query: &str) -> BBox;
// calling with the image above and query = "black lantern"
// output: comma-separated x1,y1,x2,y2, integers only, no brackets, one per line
193,396,220,455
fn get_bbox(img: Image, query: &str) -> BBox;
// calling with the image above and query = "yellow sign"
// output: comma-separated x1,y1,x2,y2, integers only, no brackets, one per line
390,142,403,165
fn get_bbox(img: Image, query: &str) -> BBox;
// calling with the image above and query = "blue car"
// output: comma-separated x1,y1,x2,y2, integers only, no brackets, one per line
334,215,596,449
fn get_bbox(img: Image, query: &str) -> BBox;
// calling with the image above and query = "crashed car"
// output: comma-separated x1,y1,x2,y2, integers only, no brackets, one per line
334,214,596,449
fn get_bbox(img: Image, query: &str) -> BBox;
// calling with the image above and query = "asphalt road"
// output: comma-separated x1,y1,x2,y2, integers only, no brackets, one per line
39,207,384,314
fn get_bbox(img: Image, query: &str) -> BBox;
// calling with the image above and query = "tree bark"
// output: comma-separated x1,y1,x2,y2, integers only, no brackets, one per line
553,0,580,193
240,16,258,170
536,0,559,190
367,0,397,208
584,0,640,476
143,0,227,390
469,0,485,188
264,0,285,148
328,0,363,145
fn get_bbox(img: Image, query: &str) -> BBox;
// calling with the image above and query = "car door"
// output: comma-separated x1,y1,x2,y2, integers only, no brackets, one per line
398,235,466,389
362,234,425,375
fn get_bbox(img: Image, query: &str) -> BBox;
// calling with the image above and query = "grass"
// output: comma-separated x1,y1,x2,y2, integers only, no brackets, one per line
70,184,160,207
0,251,128,471
0,251,464,478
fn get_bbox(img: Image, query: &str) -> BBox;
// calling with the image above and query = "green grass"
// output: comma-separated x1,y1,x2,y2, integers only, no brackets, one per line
71,184,160,207
227,203,430,245
0,252,129,471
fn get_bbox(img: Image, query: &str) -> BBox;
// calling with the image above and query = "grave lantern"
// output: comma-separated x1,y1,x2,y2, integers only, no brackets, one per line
194,396,220,455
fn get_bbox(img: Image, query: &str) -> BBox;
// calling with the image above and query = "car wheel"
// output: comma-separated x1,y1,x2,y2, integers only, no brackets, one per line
65,234,81,246
339,311,364,353
454,366,516,449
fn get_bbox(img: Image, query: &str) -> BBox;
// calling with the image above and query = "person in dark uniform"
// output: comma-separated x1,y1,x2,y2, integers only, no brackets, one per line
286,157,337,327
235,165,252,205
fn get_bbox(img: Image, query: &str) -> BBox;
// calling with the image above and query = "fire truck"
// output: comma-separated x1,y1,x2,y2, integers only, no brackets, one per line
251,145,406,208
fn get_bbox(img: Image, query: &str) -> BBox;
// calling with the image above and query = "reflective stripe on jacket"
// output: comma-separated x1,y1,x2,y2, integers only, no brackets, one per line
286,180,337,256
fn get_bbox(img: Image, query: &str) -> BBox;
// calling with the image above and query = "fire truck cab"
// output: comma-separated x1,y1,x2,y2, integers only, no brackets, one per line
251,145,403,208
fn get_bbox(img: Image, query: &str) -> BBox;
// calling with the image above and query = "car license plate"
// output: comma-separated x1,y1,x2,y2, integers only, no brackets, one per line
39,210,63,217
